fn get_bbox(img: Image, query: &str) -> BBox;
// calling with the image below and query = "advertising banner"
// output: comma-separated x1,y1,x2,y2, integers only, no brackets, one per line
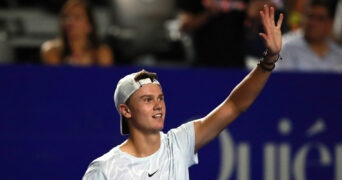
0,66,341,179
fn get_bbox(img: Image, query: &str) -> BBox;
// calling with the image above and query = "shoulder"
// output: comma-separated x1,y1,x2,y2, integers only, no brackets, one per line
41,39,61,53
166,121,195,143
281,37,308,59
282,29,303,45
168,121,195,134
96,43,114,66
91,146,121,166
83,146,120,178
40,39,62,64
97,44,113,55
283,37,305,49
328,40,342,56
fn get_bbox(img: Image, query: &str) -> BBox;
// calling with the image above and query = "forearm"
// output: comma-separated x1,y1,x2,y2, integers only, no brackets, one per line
227,55,277,114
194,55,278,151
194,5,283,152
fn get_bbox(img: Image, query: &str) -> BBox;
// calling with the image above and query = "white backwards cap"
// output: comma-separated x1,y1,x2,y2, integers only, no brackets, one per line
113,71,160,135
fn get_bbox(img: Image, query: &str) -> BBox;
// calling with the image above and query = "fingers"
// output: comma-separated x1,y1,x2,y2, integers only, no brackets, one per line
258,4,283,53
264,4,269,17
259,7,267,30
259,9,265,24
260,4,277,25
259,5,270,29
270,6,275,26
276,13,284,29
263,4,270,24
258,32,267,42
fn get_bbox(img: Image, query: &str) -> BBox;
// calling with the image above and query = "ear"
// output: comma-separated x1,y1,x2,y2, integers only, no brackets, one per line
119,104,131,119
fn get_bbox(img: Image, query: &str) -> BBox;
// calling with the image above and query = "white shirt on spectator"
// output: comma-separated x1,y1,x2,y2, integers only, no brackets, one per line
276,36,342,73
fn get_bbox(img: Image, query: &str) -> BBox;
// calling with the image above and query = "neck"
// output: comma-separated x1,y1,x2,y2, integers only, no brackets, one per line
120,132,161,157
69,38,88,50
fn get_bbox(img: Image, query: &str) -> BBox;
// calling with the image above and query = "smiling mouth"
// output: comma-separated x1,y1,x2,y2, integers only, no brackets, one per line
152,114,162,118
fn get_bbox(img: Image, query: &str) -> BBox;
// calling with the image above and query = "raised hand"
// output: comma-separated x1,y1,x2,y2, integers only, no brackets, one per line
259,4,284,56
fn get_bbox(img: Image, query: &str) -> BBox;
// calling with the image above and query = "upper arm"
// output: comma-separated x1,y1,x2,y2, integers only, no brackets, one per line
194,99,240,152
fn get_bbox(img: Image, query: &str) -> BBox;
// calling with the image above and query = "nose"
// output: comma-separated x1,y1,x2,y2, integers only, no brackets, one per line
154,101,162,111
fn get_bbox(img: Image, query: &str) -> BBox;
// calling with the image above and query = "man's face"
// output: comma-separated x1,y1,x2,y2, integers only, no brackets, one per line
126,84,166,134
303,5,332,42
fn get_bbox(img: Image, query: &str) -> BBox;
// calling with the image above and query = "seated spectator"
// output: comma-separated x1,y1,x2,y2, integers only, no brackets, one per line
40,0,114,66
277,0,342,73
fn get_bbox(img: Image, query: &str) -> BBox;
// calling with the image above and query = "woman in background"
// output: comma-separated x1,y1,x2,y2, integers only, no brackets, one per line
41,0,114,66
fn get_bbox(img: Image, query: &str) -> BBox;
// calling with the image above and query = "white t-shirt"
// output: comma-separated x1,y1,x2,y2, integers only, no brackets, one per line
83,121,198,180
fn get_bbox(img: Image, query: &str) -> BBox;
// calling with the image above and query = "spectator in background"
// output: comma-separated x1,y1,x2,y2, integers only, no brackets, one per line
40,0,114,66
276,0,342,73
176,0,248,68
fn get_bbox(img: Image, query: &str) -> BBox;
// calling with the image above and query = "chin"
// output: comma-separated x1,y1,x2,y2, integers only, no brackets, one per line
156,125,164,132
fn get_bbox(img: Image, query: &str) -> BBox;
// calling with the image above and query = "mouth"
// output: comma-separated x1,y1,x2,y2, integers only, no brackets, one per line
152,113,163,119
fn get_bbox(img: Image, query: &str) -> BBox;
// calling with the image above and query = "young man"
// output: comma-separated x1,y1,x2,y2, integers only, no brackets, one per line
83,5,283,179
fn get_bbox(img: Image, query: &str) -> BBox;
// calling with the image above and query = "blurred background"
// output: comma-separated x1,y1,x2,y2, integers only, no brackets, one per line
0,0,111,64
0,0,188,66
0,0,341,69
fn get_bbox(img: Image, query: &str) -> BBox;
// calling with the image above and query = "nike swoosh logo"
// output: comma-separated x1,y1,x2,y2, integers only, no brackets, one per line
148,170,158,177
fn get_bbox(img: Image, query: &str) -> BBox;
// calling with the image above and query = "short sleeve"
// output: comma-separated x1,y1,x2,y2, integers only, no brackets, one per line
167,121,198,166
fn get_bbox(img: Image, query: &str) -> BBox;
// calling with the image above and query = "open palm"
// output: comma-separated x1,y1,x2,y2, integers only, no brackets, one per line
259,5,284,55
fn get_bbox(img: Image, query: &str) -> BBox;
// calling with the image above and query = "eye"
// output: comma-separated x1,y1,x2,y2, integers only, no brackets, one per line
158,96,164,101
143,97,152,102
